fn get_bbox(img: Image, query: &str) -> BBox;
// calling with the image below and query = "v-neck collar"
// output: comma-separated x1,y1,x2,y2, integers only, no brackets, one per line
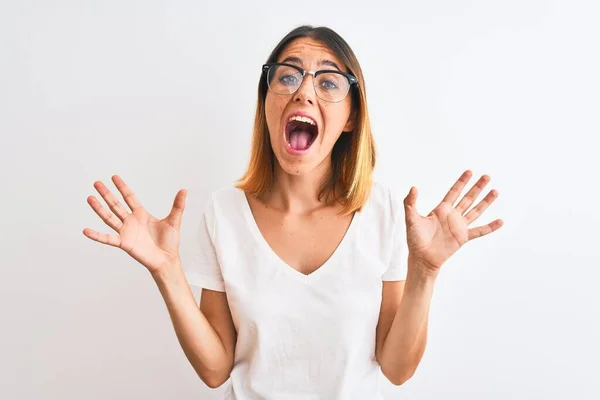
237,188,360,283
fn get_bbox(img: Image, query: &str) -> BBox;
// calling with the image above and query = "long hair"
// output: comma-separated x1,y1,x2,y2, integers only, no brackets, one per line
236,25,376,215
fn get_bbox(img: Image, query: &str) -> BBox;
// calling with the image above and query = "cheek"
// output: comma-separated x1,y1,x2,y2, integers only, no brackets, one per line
265,94,286,137
323,107,351,137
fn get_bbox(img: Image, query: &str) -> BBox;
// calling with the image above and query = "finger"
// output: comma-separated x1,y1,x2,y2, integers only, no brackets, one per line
82,228,122,248
404,187,421,225
166,189,187,230
441,170,473,206
87,195,123,232
468,219,504,240
464,189,499,224
111,175,143,211
93,180,130,221
455,174,491,214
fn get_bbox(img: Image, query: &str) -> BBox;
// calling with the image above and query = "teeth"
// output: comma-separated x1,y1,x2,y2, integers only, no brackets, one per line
288,115,316,126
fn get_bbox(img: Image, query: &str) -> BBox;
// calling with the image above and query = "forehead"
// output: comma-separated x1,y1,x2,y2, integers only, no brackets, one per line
277,37,347,72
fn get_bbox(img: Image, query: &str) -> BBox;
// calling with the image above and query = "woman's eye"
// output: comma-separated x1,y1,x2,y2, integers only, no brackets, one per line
279,74,299,86
320,80,339,91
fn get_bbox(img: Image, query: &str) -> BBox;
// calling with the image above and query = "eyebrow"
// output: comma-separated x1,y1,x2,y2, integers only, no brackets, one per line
280,56,342,72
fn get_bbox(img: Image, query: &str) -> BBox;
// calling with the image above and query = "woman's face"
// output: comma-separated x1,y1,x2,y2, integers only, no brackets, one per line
264,37,356,177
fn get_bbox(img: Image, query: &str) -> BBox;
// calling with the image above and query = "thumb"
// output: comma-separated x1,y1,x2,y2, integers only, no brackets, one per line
403,186,419,223
167,189,187,230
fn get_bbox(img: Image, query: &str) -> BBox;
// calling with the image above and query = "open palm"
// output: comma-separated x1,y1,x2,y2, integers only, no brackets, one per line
83,175,187,274
403,170,503,274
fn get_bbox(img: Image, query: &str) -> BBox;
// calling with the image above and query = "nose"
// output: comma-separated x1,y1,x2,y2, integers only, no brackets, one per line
293,73,315,105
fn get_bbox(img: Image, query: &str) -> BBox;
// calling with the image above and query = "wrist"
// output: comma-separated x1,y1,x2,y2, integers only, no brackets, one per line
151,256,183,283
407,254,440,284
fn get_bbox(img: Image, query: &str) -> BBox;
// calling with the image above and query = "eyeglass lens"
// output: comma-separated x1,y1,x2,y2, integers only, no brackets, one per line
267,65,351,102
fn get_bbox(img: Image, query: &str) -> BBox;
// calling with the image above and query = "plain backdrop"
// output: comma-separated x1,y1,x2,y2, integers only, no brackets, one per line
1,0,599,399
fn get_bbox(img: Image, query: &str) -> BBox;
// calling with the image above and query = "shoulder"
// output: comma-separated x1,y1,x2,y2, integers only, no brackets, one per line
205,185,243,209
362,180,405,224
353,181,407,268
200,185,246,229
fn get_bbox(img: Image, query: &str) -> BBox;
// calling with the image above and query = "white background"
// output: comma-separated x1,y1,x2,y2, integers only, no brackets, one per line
1,0,598,399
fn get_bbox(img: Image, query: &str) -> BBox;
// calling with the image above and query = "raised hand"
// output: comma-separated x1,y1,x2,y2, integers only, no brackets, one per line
403,170,503,276
83,175,187,275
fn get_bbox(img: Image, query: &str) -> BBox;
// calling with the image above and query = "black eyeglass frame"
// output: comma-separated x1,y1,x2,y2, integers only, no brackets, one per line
261,62,359,102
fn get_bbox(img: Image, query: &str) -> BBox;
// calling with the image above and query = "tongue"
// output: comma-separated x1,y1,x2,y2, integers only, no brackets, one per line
289,130,312,150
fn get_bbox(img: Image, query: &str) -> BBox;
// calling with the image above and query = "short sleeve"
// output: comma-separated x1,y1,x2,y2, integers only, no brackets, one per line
382,189,409,281
183,194,226,292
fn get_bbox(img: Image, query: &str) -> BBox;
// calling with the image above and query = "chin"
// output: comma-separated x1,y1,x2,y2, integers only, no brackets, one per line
275,155,316,176
274,146,332,178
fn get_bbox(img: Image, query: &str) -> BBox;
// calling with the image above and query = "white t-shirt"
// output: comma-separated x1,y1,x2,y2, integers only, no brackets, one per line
184,181,409,399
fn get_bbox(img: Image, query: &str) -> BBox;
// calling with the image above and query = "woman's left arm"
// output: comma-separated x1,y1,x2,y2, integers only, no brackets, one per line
377,256,436,385
378,170,504,385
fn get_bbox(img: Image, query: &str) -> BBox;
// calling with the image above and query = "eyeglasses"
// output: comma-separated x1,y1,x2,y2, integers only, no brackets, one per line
262,62,358,103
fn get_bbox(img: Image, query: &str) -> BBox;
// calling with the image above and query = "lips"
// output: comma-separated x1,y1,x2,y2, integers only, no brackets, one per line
283,112,319,154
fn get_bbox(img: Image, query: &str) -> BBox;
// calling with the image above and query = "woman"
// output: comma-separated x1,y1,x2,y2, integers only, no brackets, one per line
83,25,503,399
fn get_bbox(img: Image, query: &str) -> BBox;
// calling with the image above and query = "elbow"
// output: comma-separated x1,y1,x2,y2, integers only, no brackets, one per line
189,353,233,389
379,344,427,386
195,363,232,389
205,379,226,389
201,372,230,389
381,363,417,386
388,371,415,386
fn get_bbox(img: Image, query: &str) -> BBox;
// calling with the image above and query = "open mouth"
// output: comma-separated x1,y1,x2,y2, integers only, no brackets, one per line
285,115,318,152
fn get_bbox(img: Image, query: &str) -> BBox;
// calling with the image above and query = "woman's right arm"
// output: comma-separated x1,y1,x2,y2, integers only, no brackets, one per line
82,175,235,389
152,261,236,389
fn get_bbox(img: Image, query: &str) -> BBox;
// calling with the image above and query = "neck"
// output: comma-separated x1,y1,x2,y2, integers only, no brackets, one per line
267,158,335,215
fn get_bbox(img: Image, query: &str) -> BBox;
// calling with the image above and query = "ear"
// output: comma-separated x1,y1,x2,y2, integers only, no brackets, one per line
342,108,358,133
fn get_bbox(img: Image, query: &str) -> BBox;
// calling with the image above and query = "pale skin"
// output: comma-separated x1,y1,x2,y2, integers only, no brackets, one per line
83,37,503,388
